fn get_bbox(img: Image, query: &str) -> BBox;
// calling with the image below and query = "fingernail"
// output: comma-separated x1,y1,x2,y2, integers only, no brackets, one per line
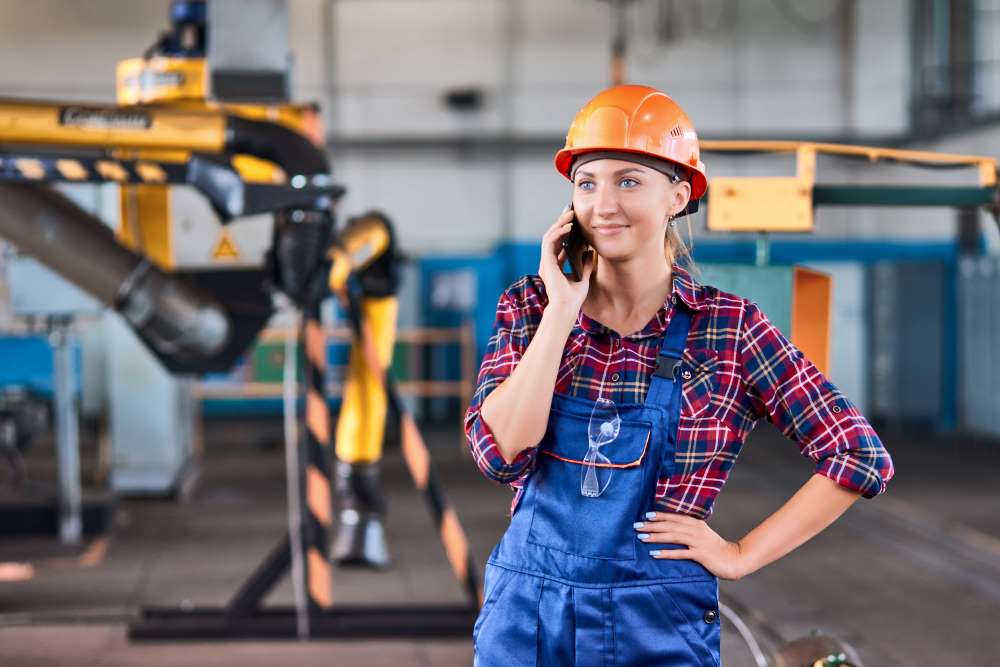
637,533,649,540
649,550,661,557
645,511,657,520
633,521,644,529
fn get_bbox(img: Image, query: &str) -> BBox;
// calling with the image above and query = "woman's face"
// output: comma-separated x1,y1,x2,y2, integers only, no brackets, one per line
571,158,691,263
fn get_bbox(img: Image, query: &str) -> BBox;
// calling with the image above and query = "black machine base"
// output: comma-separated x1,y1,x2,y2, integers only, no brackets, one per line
128,604,478,641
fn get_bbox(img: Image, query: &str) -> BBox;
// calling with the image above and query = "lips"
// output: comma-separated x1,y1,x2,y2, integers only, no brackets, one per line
592,224,628,235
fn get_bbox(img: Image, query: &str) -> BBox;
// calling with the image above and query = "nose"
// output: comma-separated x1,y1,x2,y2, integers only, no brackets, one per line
592,183,620,219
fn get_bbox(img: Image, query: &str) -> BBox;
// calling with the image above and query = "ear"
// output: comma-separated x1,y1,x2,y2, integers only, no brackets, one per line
672,181,692,217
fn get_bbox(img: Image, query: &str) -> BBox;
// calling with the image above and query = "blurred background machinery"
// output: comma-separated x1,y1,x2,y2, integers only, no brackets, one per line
0,0,337,498
0,0,483,643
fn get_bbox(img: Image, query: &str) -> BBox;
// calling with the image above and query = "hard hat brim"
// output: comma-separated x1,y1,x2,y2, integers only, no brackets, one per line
555,147,707,200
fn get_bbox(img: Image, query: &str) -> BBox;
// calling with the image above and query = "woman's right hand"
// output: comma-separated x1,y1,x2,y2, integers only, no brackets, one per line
538,206,595,320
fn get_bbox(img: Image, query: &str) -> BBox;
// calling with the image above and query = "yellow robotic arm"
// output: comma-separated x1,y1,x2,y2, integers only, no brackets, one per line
326,212,402,568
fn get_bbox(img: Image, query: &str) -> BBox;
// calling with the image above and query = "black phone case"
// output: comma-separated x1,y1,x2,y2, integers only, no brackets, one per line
562,204,587,282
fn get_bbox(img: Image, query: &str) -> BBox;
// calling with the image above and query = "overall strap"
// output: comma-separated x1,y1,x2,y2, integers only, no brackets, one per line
643,302,693,407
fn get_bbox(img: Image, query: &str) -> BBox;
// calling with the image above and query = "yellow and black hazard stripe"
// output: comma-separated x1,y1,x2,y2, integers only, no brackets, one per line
0,151,344,223
341,290,483,610
0,153,184,186
397,407,483,609
300,299,334,611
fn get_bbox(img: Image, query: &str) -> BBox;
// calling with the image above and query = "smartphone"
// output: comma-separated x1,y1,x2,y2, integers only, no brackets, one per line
562,202,588,282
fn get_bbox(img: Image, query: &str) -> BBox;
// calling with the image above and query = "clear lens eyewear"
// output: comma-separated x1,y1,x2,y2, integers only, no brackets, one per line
581,397,621,498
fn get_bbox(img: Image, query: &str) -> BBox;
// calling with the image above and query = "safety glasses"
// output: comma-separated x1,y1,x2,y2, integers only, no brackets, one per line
581,397,621,498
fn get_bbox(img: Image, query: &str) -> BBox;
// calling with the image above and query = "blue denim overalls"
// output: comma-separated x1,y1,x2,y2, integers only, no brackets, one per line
473,302,722,666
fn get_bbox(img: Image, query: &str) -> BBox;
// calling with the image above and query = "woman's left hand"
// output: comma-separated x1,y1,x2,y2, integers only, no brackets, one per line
634,511,746,581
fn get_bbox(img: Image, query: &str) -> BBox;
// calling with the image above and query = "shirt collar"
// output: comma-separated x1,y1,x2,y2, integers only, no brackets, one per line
574,261,708,339
671,262,708,313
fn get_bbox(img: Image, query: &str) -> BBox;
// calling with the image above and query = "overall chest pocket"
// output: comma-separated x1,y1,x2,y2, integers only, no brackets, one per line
526,408,653,561
678,348,719,419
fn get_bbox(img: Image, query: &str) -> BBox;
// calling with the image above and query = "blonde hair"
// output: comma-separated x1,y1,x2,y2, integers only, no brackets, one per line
665,211,702,282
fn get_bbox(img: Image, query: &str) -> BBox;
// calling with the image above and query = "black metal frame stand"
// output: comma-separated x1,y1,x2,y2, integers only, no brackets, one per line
129,268,480,642
130,536,477,640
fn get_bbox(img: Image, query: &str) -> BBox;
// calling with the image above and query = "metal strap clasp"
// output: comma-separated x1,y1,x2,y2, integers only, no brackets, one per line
653,354,681,379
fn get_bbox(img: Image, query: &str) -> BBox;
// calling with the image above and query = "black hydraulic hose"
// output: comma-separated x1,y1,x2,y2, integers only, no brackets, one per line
224,115,329,178
227,113,338,307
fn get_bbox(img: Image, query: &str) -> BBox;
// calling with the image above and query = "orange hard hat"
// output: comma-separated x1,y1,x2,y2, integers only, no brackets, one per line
554,85,708,201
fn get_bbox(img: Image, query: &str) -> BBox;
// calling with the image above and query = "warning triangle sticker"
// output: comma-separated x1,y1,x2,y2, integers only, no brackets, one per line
212,229,241,260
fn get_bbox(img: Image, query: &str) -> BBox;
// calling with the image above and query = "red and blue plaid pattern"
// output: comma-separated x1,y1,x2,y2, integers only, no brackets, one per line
464,263,895,519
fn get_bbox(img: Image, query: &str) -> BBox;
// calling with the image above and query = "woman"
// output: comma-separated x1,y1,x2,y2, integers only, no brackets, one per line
464,85,894,666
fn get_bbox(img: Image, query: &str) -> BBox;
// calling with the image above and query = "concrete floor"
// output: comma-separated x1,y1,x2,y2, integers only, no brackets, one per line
0,417,997,666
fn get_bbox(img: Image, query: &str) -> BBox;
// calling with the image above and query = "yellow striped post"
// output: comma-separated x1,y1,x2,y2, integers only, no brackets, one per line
301,302,334,611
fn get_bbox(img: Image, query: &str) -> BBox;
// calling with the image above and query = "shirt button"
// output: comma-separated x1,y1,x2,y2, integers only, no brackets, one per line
611,373,620,382
703,609,718,624
832,404,843,414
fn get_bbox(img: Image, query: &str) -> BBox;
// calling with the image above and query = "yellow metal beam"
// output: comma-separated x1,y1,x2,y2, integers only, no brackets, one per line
704,140,1000,232
0,99,226,153
701,140,998,187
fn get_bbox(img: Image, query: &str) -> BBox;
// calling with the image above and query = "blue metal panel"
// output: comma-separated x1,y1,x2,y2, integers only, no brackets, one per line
0,335,81,397
941,257,958,432
200,396,343,418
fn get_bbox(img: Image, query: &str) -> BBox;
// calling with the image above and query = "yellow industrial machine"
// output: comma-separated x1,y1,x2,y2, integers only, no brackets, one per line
113,7,410,571
0,0,480,642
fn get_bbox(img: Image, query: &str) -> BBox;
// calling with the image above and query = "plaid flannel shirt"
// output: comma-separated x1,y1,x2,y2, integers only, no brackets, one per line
464,263,895,519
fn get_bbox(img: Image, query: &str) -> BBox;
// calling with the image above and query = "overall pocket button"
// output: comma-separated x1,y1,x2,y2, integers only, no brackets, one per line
681,369,693,380
703,609,718,624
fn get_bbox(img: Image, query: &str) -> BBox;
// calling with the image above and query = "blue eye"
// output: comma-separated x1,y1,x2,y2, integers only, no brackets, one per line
578,181,594,191
620,178,638,188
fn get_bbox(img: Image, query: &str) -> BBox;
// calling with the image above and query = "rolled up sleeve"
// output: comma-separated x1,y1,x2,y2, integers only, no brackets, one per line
738,300,895,499
464,288,538,484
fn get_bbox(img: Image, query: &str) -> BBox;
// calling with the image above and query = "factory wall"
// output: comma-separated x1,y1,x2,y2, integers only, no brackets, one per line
326,0,910,138
325,0,914,253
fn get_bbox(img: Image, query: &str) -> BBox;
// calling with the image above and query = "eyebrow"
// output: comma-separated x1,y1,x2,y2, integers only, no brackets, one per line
575,167,645,179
